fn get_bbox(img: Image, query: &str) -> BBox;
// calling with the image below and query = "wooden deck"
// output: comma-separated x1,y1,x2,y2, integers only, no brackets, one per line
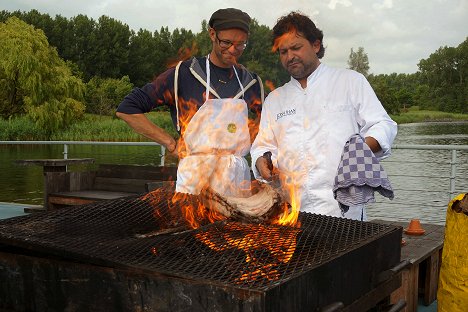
373,220,444,312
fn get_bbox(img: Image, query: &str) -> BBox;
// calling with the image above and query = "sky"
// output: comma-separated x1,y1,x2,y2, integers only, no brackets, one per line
2,0,467,75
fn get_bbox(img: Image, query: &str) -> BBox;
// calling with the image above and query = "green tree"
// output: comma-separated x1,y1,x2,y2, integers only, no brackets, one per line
0,17,85,133
348,47,370,77
418,38,467,113
88,15,131,78
126,29,159,86
85,76,133,116
70,14,96,80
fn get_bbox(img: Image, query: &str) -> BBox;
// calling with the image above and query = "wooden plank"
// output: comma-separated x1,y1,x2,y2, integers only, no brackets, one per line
48,196,97,206
423,252,440,305
49,190,136,201
391,265,419,312
96,164,177,181
374,220,445,310
93,177,149,193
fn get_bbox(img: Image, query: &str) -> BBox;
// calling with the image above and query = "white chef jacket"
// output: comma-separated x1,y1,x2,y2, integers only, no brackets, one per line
251,64,397,218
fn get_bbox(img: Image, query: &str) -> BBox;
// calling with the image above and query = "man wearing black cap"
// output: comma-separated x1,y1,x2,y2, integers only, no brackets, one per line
116,8,264,198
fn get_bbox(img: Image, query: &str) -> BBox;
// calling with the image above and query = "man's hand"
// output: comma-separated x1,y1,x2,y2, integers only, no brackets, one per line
365,136,382,153
166,139,179,157
116,112,180,158
256,152,280,181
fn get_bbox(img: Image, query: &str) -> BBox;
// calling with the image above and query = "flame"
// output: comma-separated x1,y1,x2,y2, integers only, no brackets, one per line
265,80,276,92
171,191,225,229
195,222,300,283
166,42,198,68
272,28,298,53
276,183,300,226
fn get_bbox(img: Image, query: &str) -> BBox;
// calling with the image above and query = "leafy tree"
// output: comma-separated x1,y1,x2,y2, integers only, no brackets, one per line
348,47,370,77
0,17,85,133
194,20,212,57
126,29,159,86
418,38,467,113
368,74,399,114
241,20,287,91
88,15,131,78
84,76,133,116
70,14,96,80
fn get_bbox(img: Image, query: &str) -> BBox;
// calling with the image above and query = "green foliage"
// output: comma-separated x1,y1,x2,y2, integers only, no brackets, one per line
418,38,467,113
348,47,370,77
85,76,133,115
1,8,467,125
0,17,85,135
241,20,288,90
0,115,48,140
48,112,178,141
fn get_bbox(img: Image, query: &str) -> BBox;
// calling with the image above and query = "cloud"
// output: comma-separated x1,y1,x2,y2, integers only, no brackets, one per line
2,0,467,74
328,0,353,10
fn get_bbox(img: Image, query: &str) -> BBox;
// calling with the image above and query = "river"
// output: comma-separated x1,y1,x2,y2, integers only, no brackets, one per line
1,121,467,225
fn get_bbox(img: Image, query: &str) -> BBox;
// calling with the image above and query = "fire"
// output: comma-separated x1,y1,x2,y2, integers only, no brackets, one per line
265,80,276,92
195,222,300,284
276,183,300,226
166,42,199,68
272,28,298,53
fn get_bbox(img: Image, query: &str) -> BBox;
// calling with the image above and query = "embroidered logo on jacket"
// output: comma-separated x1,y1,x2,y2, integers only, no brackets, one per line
276,108,296,121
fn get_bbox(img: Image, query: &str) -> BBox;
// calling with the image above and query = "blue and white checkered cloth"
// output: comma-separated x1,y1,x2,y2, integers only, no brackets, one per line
333,134,394,214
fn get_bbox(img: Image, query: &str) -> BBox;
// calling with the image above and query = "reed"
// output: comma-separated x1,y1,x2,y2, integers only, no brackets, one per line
1,109,467,141
391,108,468,124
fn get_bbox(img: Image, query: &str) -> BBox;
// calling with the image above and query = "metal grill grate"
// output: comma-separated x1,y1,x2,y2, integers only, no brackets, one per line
0,190,397,291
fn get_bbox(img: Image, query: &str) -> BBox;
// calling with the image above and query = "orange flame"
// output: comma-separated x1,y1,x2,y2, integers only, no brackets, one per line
195,222,300,283
265,80,276,92
272,28,298,53
166,42,199,68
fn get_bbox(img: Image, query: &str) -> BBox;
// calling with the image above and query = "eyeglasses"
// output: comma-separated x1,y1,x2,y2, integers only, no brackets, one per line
215,33,248,51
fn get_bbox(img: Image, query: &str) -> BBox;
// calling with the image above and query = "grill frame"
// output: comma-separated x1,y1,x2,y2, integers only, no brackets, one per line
0,193,402,311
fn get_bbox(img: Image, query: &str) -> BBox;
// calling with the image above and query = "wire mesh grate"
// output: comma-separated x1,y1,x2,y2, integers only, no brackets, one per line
0,190,398,291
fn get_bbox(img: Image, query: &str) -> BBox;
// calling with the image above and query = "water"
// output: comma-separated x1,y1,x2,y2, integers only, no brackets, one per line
1,121,467,225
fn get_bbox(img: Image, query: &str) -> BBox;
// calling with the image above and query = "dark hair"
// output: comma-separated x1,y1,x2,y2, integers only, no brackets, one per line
272,11,325,58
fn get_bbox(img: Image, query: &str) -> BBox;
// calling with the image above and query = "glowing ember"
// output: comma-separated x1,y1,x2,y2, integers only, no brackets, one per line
195,222,300,283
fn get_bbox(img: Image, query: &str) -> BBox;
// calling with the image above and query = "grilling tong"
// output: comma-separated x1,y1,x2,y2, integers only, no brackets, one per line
262,151,282,192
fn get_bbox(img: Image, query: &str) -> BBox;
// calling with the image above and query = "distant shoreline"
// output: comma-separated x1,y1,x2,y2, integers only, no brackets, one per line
1,109,467,141
391,109,468,125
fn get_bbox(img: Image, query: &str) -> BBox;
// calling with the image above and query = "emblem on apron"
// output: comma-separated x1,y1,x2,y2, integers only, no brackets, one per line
227,123,237,133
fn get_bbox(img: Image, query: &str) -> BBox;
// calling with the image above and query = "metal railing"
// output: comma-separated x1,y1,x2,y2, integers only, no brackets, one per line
1,141,466,192
1,140,466,224
391,144,468,198
0,140,166,166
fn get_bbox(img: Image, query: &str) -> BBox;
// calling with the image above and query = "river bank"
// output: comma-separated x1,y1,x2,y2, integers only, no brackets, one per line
1,108,467,141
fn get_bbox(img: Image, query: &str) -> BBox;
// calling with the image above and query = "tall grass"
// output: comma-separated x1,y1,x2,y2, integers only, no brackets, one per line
0,112,178,141
1,108,467,141
391,107,468,124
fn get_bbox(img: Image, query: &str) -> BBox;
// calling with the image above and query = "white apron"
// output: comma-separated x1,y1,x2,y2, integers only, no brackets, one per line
176,56,251,197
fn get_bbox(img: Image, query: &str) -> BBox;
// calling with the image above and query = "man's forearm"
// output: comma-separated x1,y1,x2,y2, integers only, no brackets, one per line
365,136,382,153
116,112,177,151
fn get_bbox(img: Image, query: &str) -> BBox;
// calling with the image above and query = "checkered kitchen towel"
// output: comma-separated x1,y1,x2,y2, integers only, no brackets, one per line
333,134,394,214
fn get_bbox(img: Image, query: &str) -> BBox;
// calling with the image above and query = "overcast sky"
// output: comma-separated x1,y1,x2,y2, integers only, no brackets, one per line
2,0,467,74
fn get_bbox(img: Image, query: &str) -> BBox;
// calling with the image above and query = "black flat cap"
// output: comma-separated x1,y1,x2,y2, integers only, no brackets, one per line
209,8,251,33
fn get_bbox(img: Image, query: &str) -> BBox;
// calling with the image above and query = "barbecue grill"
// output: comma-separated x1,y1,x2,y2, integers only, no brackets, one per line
0,189,403,311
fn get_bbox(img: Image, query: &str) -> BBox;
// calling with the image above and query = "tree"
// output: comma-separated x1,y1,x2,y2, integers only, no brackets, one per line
84,76,133,116
418,38,468,113
88,15,131,78
348,47,370,77
126,29,158,86
0,17,85,133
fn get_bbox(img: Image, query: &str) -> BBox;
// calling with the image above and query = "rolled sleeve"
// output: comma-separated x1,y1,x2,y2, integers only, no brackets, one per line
355,74,398,159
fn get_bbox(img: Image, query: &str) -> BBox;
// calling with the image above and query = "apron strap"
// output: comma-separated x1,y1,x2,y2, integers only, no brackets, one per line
233,66,245,98
174,61,183,132
206,54,244,100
